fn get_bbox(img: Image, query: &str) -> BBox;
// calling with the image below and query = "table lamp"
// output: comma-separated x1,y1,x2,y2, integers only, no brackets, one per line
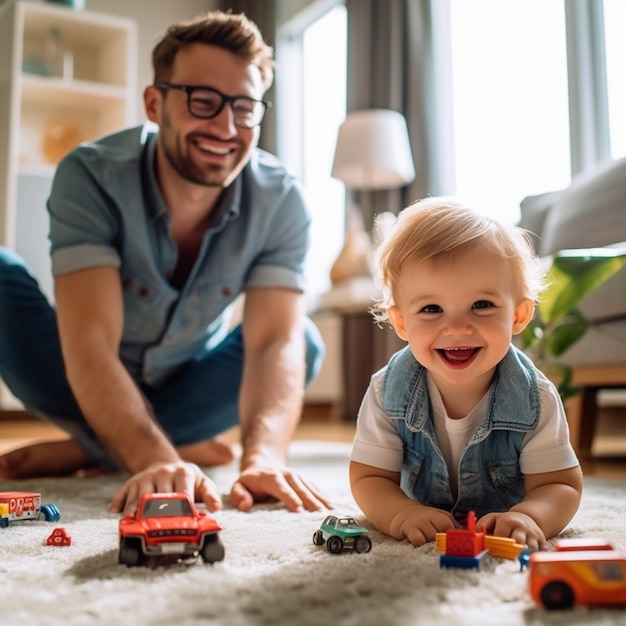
331,109,415,190
329,109,415,284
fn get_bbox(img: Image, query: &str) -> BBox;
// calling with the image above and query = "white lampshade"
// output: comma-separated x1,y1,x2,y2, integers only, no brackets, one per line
331,109,415,190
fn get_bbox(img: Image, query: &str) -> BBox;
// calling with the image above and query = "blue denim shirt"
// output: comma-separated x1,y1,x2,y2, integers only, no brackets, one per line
48,124,310,386
381,345,540,521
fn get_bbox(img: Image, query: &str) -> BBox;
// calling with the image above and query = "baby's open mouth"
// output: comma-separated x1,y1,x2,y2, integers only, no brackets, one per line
437,347,480,364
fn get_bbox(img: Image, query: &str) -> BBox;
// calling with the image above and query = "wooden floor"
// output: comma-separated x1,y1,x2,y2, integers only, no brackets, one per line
0,404,625,481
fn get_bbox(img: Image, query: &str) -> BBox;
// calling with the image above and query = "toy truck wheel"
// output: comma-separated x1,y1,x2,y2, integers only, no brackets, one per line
355,535,372,554
200,533,225,564
326,535,343,554
39,504,61,522
0,517,8,529
312,530,324,546
540,581,575,610
119,537,144,567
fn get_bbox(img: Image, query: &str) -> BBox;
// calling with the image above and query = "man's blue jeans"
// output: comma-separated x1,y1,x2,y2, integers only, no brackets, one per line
0,247,325,470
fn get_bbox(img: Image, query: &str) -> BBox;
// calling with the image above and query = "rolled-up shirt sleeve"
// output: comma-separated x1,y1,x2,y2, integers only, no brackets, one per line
48,147,122,276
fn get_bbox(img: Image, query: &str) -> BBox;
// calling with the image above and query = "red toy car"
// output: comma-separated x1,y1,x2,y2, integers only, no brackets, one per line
118,492,224,567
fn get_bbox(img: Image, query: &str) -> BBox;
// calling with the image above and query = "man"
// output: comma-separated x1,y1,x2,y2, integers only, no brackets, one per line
0,11,329,515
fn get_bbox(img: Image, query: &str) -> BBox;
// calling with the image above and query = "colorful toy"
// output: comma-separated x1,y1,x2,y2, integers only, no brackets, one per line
529,539,626,610
0,492,61,528
45,527,72,546
118,492,224,567
313,514,372,554
435,511,525,570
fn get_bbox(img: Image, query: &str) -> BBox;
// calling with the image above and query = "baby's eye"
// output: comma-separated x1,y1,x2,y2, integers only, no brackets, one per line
472,300,494,310
421,304,442,314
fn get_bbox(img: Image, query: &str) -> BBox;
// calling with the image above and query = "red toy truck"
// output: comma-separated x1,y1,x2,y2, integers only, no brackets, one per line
118,492,225,567
0,492,61,527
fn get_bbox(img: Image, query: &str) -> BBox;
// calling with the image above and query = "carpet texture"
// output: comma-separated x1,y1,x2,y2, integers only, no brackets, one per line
1,440,625,626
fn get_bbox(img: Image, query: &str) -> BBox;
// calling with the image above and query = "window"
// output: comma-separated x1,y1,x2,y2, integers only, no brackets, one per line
277,3,347,298
448,0,570,224
604,0,626,159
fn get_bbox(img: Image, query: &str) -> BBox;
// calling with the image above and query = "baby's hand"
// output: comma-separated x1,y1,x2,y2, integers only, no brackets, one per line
476,511,548,551
391,504,456,547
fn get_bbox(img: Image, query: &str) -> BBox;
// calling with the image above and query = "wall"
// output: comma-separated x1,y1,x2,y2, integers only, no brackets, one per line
84,0,218,123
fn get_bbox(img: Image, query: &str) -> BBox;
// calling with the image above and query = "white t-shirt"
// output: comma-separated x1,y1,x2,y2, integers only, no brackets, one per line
350,366,579,490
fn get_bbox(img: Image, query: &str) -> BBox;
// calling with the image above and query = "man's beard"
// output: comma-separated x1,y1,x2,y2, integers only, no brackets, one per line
162,135,233,187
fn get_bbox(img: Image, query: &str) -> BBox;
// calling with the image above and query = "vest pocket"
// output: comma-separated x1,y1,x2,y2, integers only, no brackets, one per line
486,462,525,509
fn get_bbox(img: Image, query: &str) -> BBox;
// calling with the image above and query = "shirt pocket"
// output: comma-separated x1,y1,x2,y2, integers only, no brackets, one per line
121,276,172,343
191,271,244,327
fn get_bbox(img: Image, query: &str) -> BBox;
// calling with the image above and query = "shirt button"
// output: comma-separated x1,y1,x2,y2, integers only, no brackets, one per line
138,287,150,298
222,286,232,297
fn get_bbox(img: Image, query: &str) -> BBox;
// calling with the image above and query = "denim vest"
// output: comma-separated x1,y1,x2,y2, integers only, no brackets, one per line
381,345,540,522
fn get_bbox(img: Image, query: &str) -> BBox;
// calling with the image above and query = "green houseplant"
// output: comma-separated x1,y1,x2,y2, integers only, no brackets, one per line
520,245,626,401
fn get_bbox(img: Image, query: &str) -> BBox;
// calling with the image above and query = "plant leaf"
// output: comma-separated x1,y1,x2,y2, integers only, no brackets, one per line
544,312,590,356
538,246,626,323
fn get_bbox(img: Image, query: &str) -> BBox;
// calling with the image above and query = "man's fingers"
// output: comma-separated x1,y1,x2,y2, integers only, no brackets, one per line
230,481,254,512
283,473,331,511
108,462,222,514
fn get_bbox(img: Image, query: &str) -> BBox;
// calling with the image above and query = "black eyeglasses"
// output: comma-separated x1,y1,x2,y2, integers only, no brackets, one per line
156,83,270,129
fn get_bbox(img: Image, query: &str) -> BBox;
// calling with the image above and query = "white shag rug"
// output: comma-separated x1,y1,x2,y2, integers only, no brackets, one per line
1,440,626,626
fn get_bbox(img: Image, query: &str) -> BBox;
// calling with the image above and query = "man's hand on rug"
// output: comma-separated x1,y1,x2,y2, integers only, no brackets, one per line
390,503,456,547
230,465,332,513
109,461,222,515
476,511,548,551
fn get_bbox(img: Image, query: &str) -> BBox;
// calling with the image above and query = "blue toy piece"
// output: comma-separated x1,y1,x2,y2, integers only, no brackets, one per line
440,550,489,570
40,503,62,522
518,548,532,571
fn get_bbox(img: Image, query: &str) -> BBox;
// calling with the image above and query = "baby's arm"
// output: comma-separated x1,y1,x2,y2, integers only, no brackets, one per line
350,460,456,546
476,465,583,550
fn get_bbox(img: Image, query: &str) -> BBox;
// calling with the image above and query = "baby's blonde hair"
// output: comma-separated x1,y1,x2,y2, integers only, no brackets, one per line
372,197,546,323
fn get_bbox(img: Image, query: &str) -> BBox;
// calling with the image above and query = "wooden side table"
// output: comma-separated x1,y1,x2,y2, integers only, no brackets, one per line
565,365,626,457
341,309,405,421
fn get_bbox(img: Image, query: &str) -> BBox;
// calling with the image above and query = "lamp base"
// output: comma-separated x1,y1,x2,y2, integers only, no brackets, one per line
330,206,372,285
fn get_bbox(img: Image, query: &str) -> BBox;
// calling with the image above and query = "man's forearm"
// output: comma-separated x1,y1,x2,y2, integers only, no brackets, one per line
64,343,180,473
238,337,305,469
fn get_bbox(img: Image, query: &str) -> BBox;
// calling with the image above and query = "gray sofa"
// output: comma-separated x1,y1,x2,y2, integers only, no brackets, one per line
519,155,626,367
518,155,626,455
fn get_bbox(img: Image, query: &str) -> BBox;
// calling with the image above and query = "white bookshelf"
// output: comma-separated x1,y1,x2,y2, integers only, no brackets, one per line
0,1,138,408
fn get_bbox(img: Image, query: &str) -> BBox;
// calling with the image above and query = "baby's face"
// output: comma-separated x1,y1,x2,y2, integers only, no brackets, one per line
389,248,533,396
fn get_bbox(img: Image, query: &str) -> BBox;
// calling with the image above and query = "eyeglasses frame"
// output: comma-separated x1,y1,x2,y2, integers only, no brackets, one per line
155,83,271,129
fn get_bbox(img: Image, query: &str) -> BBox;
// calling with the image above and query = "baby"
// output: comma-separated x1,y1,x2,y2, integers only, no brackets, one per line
349,197,583,550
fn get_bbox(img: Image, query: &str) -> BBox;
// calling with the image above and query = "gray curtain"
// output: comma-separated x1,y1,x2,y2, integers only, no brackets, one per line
218,0,277,154
345,0,440,231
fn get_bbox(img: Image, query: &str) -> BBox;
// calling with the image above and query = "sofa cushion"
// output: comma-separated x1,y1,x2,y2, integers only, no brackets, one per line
519,157,626,334
539,156,626,256
518,190,563,253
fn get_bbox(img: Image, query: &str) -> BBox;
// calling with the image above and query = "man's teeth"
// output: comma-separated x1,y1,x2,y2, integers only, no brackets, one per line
197,142,230,155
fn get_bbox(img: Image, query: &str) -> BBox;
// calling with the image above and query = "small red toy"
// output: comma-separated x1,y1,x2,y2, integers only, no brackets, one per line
45,527,72,546
0,492,61,527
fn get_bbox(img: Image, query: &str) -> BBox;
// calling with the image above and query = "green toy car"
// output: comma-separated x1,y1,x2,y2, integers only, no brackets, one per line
313,514,372,554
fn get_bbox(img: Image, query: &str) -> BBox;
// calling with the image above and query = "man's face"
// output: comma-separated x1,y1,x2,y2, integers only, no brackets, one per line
148,43,264,188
